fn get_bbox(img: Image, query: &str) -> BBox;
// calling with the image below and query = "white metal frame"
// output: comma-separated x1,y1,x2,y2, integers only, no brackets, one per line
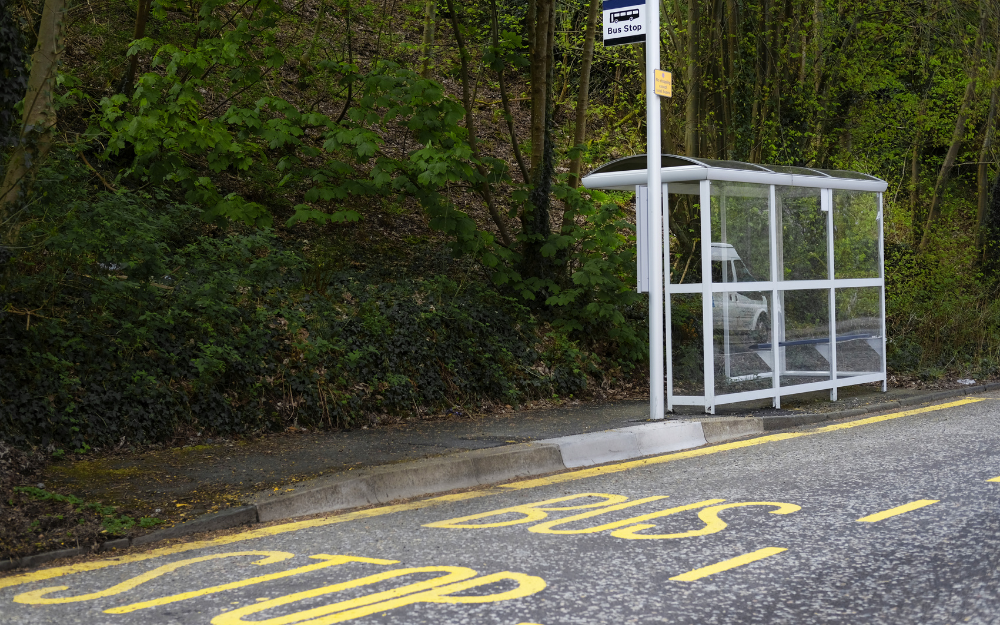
644,0,664,420
596,162,887,416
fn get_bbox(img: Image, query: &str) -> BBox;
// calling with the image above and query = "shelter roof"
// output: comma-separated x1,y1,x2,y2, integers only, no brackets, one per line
581,154,888,192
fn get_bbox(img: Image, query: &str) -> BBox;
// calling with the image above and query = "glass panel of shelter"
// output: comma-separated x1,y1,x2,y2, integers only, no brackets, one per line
833,190,879,279
710,181,770,285
665,180,705,402
778,288,832,387
663,179,882,412
708,182,773,396
670,293,705,397
835,287,883,377
777,186,827,281
667,182,703,285
712,289,772,396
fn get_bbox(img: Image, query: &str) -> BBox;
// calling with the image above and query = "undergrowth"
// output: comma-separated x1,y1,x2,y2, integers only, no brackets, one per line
12,486,162,534
0,155,639,450
884,236,1000,380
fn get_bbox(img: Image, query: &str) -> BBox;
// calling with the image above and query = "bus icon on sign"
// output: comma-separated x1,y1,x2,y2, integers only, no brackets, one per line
611,9,639,22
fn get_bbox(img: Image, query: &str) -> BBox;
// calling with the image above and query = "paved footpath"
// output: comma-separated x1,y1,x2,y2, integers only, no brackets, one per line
2,396,1000,624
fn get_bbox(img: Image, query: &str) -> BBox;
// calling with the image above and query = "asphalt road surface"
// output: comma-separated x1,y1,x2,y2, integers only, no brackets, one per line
2,397,1000,624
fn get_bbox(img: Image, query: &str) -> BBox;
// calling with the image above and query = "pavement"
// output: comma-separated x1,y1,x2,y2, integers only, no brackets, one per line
3,380,996,572
2,391,999,623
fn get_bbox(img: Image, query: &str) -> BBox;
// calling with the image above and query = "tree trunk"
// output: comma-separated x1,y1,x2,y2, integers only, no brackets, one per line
527,0,536,61
635,42,646,99
0,0,66,233
490,0,529,184
0,0,29,149
797,0,806,84
811,0,822,93
529,0,554,180
983,174,1000,268
419,0,435,78
523,0,556,282
750,0,768,162
685,0,700,157
722,0,736,157
977,43,1000,249
709,0,723,157
660,0,681,54
909,139,921,223
662,94,675,154
567,0,600,189
445,0,512,247
906,77,935,226
919,13,987,251
119,0,151,93
803,0,823,162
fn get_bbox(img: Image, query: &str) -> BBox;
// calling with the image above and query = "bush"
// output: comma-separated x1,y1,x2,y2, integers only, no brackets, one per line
0,155,637,449
885,238,1000,377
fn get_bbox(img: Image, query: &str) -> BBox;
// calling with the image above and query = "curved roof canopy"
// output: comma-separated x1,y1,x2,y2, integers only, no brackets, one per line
581,154,887,192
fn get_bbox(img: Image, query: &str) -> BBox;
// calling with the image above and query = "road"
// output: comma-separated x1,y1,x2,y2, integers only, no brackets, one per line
2,397,1000,624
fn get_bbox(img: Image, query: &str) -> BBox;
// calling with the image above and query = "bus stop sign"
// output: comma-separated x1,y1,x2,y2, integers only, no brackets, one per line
602,0,646,46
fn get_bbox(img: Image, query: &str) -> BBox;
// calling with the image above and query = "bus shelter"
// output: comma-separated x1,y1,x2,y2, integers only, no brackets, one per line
582,155,887,414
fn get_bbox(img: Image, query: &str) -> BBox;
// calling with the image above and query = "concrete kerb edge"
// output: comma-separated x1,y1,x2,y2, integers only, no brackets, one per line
3,383,996,573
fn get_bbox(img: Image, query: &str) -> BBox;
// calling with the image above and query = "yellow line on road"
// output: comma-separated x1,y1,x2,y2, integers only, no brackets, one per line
669,547,787,582
503,399,982,490
501,433,808,490
812,400,981,433
856,499,939,523
988,476,1000,482
0,491,497,591
0,398,982,590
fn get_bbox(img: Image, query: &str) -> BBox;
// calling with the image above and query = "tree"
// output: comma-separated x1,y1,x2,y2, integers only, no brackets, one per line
977,38,1000,250
0,0,66,237
919,11,987,251
567,0,600,189
0,0,28,150
522,0,556,282
445,0,512,246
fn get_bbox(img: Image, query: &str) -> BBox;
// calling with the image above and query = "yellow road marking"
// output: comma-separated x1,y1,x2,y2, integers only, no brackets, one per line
0,491,496,591
0,398,982,590
209,567,546,625
988,476,1000,482
423,493,635,530
13,552,293,605
812,400,979,433
526,499,718,535
501,432,809,490
501,399,981,491
669,547,787,582
611,501,800,540
856,499,939,523
102,555,397,614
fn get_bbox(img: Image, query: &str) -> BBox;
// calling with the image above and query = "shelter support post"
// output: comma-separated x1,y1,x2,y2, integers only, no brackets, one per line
878,193,887,392
768,185,781,408
664,184,673,412
646,0,664,420
700,180,714,413
824,188,837,401
720,192,731,381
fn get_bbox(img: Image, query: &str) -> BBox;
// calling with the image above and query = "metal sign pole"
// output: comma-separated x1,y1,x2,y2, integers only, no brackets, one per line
601,0,664,420
645,0,663,420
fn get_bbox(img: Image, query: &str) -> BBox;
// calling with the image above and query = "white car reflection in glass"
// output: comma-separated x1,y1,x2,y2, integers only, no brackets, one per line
711,243,768,340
